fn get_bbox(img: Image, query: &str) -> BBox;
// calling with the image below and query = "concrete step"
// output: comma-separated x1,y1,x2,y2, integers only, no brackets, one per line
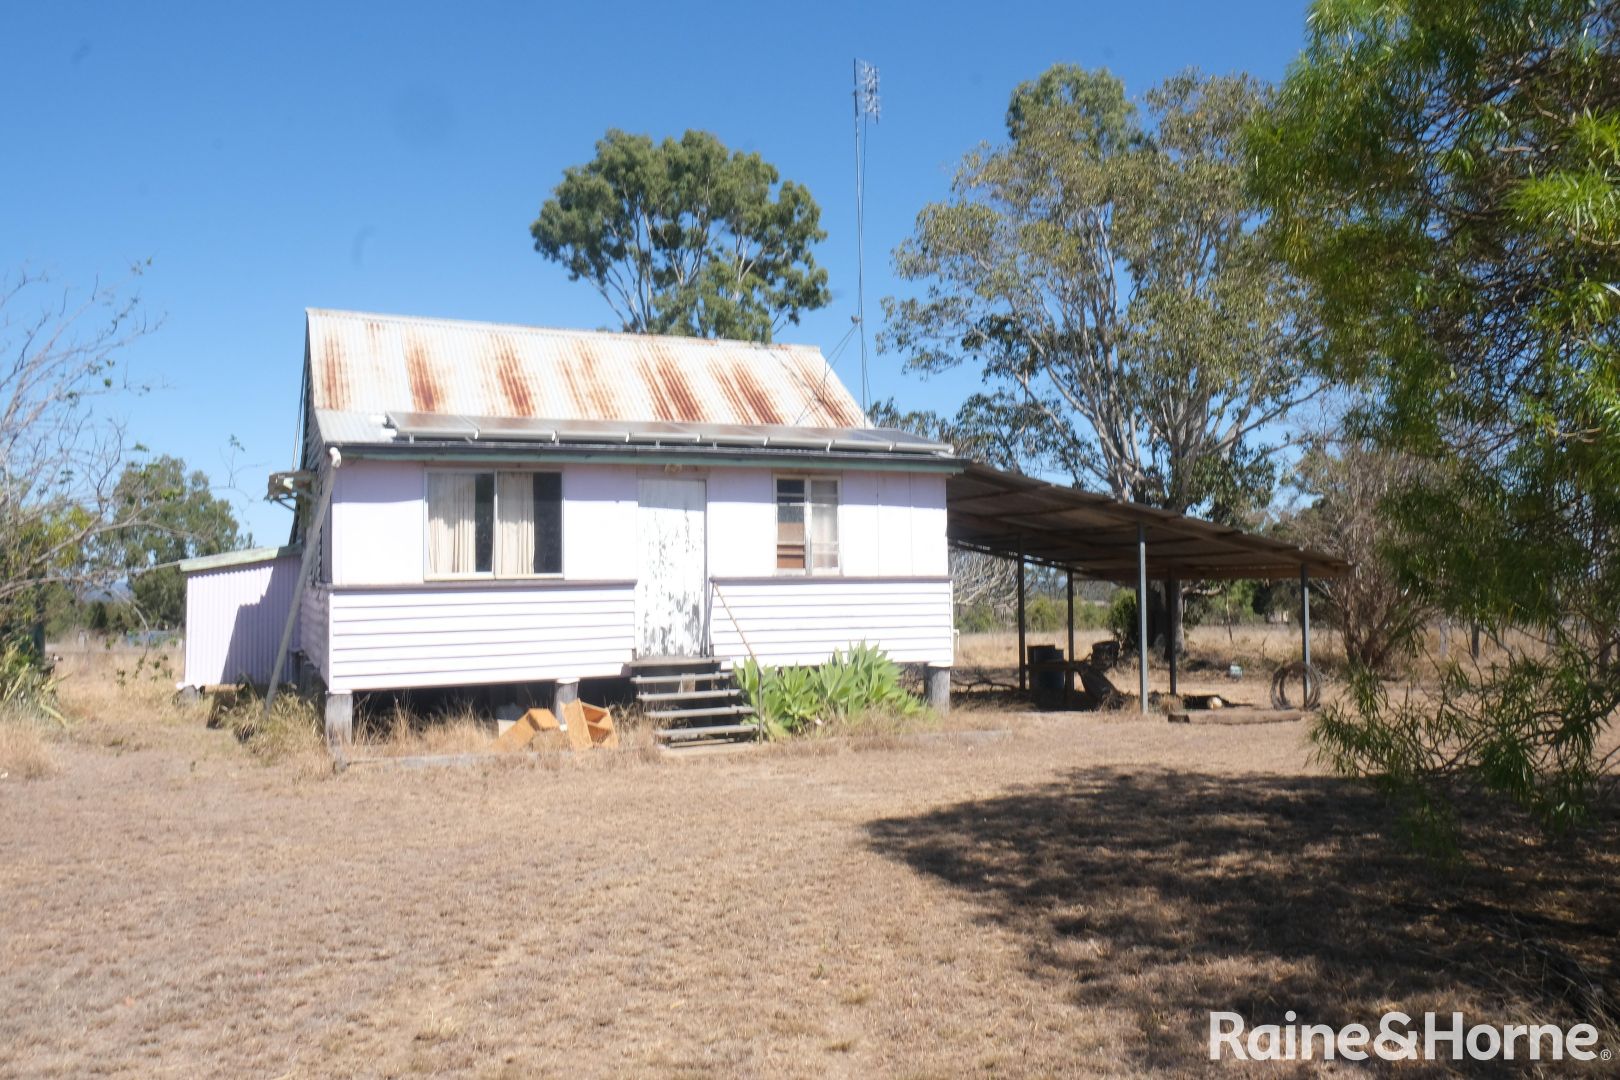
646,704,757,722
627,655,724,670
637,687,741,704
630,672,733,686
654,723,760,743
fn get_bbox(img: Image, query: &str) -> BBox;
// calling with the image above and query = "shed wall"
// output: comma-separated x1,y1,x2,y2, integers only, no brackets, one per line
183,556,302,687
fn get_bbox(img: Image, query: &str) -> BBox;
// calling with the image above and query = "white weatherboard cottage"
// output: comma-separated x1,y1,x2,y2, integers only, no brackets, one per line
181,309,960,738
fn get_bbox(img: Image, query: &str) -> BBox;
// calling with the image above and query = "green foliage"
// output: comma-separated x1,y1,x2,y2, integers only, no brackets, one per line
531,129,830,342
1026,596,1062,633
107,456,243,628
882,66,1314,518
1315,638,1616,849
0,641,63,727
1254,0,1620,837
955,605,999,634
0,268,154,639
1109,592,1139,653
736,644,922,739
1194,580,1265,630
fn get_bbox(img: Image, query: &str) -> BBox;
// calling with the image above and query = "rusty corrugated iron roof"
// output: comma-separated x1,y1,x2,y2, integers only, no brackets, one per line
305,309,867,428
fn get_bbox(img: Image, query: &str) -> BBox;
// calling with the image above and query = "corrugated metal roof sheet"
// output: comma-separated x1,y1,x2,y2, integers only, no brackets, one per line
180,545,302,575
306,309,867,428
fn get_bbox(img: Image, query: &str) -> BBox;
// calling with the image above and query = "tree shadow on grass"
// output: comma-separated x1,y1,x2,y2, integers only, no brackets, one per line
865,768,1619,1076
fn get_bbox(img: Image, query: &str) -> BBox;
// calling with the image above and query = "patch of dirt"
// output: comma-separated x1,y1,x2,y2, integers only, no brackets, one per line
1,683,1615,1076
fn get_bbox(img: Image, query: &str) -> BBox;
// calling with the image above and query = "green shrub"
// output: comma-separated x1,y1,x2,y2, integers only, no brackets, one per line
1109,591,1139,653
736,643,922,739
955,604,999,633
0,641,63,727
1026,596,1062,632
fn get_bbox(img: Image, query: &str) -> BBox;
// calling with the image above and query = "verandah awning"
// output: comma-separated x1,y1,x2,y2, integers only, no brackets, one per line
945,461,1348,582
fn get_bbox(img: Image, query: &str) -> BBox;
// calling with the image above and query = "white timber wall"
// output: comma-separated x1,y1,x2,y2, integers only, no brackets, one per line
308,460,952,690
705,468,949,578
330,459,424,585
707,469,953,667
708,578,954,667
182,556,301,687
324,583,636,692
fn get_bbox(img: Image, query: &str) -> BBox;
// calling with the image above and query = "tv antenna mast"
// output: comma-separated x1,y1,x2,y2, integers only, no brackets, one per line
852,58,880,414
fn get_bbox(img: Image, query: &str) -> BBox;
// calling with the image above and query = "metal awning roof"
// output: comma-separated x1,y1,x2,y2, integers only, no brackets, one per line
179,545,302,575
947,462,1348,582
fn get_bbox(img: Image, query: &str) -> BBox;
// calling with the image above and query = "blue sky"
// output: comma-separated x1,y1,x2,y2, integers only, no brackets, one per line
5,0,1312,544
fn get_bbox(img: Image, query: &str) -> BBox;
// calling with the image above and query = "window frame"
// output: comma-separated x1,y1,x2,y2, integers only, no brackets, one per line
774,473,841,576
423,467,565,581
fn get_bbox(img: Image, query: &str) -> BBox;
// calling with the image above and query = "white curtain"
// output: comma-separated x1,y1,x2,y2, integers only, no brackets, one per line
809,480,839,572
496,473,536,576
427,473,477,575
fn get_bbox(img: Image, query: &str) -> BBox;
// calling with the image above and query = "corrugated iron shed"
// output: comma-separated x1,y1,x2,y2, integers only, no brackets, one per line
305,309,866,429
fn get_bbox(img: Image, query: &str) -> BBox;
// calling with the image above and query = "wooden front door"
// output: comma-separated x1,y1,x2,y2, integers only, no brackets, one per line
635,478,707,657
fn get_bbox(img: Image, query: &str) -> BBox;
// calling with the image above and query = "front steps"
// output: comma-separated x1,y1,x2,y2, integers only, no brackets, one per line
629,656,759,746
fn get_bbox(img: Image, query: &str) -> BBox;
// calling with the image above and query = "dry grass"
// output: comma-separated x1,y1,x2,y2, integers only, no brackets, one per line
0,717,56,780
1,652,1615,1076
348,699,666,766
49,642,207,751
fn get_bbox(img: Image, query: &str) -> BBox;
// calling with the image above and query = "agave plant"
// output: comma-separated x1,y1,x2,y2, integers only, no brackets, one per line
735,643,920,739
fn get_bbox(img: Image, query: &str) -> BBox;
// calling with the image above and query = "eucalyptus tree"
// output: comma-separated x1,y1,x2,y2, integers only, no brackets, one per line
1252,0,1620,838
883,66,1319,521
531,129,829,343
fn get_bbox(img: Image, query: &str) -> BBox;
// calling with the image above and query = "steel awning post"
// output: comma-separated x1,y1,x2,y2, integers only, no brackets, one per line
1167,576,1180,698
1016,535,1027,693
1065,571,1076,705
1300,564,1312,672
1137,523,1149,713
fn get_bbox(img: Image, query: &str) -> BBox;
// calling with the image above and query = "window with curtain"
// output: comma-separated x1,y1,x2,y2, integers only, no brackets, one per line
427,471,561,578
775,476,839,573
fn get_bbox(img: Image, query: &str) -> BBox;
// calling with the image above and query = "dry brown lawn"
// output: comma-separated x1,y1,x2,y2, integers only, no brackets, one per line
1,644,1616,1077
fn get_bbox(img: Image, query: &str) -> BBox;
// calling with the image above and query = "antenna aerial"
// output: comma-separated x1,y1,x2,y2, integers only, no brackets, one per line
852,58,880,414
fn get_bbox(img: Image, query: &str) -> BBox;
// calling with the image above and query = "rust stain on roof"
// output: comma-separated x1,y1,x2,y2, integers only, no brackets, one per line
491,333,534,416
718,366,785,425
566,338,618,419
636,354,676,421
404,330,442,412
304,309,866,429
320,335,348,410
649,342,702,421
795,352,863,426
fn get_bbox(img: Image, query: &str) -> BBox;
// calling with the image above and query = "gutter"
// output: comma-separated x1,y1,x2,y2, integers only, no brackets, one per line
333,441,967,475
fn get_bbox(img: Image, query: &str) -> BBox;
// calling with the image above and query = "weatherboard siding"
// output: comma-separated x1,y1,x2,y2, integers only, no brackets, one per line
322,582,636,692
708,577,954,668
183,555,302,687
294,461,952,690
